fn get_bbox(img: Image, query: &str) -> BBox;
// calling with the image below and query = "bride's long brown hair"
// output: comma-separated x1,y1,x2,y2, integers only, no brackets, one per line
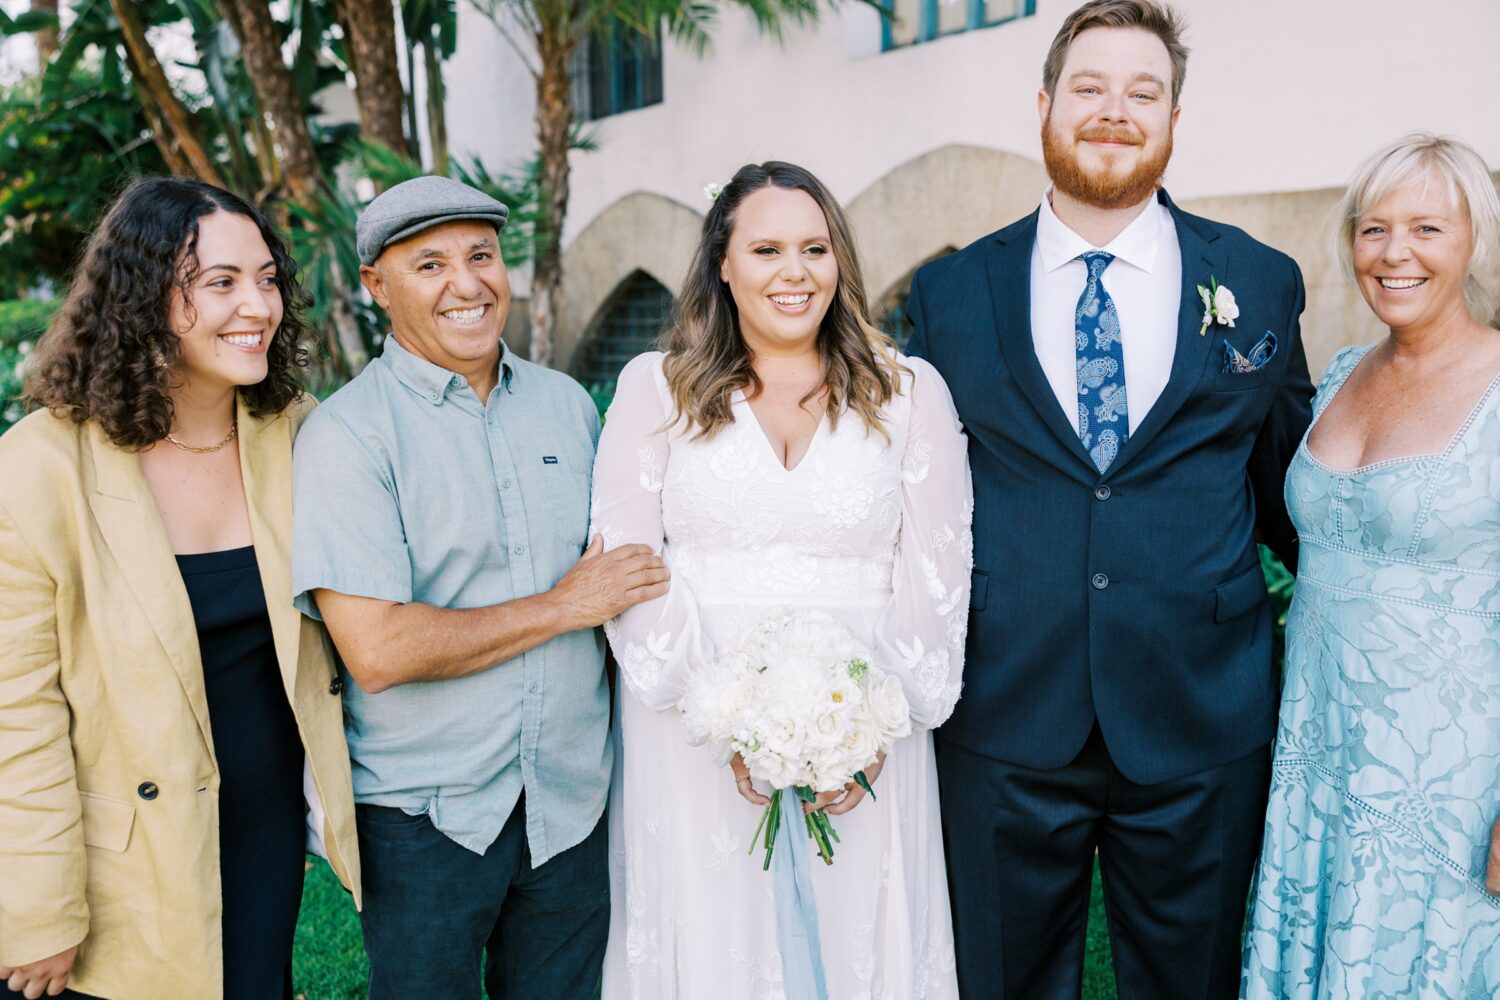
661,161,904,441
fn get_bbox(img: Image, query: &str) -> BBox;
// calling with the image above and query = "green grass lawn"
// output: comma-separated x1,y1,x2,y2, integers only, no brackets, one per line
293,856,1120,999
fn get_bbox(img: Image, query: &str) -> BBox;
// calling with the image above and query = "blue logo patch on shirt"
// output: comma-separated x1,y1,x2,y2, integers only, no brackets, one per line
543,456,558,464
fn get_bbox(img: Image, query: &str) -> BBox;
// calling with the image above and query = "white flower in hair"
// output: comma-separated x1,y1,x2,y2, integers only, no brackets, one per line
703,182,726,203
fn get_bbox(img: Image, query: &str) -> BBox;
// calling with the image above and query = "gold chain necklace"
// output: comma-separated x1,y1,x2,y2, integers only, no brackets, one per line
164,420,237,454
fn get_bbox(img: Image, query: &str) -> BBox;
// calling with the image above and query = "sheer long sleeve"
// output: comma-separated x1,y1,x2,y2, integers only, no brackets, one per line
593,353,715,710
873,358,974,729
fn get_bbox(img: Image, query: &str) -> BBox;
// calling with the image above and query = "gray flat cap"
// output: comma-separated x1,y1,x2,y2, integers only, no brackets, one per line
356,175,509,265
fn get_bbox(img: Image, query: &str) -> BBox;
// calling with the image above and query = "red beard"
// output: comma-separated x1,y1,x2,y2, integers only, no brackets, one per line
1042,115,1174,210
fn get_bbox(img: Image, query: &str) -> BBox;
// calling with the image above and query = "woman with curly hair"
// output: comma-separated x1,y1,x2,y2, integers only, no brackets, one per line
0,178,360,1000
592,161,972,999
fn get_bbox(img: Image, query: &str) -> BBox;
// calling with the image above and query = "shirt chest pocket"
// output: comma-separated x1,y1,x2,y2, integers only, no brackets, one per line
535,451,592,553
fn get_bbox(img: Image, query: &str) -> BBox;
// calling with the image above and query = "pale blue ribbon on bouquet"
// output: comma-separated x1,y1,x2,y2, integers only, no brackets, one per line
770,795,829,1000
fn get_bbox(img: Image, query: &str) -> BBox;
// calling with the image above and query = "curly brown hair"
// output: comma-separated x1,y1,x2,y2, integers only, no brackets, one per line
26,177,311,449
662,161,905,442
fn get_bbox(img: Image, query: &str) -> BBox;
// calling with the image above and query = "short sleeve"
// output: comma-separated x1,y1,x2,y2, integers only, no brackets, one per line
291,408,414,618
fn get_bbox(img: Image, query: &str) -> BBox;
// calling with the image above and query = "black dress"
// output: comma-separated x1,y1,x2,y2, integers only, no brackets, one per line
176,545,305,1000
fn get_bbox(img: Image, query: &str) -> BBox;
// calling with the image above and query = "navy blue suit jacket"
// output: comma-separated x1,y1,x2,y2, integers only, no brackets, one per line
907,191,1314,784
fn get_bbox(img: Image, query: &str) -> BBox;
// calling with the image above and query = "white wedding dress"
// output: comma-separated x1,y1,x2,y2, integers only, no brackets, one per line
593,351,972,1000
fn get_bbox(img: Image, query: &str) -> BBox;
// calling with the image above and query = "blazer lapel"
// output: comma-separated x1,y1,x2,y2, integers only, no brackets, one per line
1105,193,1224,476
985,212,1098,473
85,424,215,752
238,398,302,704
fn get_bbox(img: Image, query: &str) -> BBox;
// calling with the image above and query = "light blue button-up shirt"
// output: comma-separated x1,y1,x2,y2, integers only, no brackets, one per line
292,336,610,863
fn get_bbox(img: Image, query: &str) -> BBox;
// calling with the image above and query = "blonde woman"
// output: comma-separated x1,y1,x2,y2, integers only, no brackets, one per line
1242,134,1500,996
592,162,973,999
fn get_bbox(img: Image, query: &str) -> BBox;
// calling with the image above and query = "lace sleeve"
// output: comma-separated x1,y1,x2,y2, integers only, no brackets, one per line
872,357,974,728
591,353,715,710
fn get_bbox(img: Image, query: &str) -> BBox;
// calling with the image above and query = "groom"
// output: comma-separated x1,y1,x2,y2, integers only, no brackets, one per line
907,1,1314,996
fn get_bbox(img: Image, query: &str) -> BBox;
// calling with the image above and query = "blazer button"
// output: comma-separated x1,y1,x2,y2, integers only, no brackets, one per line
137,781,159,800
329,675,345,695
1094,485,1112,501
1091,573,1110,590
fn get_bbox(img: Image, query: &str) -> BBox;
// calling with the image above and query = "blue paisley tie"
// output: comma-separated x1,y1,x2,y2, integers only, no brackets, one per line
1074,251,1128,472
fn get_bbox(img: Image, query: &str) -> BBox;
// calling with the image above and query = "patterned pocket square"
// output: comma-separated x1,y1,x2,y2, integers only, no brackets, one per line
1223,331,1278,373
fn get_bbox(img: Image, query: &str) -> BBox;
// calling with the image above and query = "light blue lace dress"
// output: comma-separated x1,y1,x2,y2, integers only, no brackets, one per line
1242,344,1500,999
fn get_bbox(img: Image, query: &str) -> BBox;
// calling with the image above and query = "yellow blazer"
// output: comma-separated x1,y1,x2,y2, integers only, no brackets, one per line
0,395,361,999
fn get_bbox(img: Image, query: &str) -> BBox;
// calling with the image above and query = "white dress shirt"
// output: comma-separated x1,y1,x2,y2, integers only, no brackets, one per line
1029,190,1182,435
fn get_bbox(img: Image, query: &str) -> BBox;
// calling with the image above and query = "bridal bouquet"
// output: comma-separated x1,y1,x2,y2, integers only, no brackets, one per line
680,609,912,868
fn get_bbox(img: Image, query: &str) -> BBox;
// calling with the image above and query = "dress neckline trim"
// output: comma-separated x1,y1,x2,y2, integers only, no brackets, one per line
1300,345,1500,477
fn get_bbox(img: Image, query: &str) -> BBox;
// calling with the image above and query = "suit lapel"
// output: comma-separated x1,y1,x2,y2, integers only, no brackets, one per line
239,399,303,704
985,212,1098,472
86,424,214,752
1105,194,1225,476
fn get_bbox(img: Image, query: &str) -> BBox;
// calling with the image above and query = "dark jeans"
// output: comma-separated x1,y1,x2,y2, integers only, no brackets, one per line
357,798,609,1000
938,725,1271,1000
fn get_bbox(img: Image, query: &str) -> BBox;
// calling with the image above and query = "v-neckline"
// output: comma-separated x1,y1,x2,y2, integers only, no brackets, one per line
738,392,828,473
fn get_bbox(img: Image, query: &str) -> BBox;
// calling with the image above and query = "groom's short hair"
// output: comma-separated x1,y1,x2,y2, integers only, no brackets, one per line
1043,0,1189,107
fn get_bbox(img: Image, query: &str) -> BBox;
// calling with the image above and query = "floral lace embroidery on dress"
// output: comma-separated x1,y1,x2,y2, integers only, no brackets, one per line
594,352,972,1000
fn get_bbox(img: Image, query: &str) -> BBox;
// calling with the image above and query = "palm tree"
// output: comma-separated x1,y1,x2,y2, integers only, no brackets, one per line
333,0,411,160
467,0,838,367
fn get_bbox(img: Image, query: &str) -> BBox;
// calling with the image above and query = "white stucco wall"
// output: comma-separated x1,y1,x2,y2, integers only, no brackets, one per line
445,0,1500,256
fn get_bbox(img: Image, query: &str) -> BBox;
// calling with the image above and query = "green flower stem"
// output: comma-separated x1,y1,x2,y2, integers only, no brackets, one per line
748,796,772,858
748,784,851,868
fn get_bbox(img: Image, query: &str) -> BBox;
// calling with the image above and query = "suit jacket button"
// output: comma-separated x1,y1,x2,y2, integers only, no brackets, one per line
137,781,159,800
1094,485,1112,501
329,675,345,695
1091,573,1110,590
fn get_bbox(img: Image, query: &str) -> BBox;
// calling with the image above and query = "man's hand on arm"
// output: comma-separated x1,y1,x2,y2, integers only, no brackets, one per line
315,536,669,693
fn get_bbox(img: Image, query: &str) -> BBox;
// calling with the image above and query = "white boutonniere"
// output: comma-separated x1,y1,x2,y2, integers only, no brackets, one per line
1196,276,1238,335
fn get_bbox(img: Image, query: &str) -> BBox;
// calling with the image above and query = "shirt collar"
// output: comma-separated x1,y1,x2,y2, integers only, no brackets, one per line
1035,186,1164,276
381,335,516,406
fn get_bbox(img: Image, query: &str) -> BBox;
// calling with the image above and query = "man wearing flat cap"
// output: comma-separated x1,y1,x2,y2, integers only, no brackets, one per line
291,175,669,998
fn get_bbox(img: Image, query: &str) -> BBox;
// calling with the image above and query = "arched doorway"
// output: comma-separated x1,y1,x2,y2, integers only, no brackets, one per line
572,271,675,387
875,247,957,348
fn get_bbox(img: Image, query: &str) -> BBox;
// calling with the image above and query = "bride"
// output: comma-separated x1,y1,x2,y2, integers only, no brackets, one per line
593,161,972,1000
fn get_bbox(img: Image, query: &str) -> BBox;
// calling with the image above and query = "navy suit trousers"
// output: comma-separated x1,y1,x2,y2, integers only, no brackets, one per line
937,729,1270,999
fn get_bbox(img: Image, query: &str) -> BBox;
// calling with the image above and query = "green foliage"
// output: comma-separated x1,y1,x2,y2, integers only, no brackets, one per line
1259,544,1295,666
583,380,616,421
0,299,58,433
293,860,368,999
0,69,168,297
0,8,60,36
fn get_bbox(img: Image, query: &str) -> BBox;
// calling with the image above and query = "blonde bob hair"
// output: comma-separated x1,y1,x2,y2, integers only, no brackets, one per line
1335,132,1500,327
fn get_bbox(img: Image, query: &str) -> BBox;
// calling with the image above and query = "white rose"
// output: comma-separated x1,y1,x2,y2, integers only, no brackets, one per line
808,705,850,750
867,674,913,743
745,746,795,789
1213,285,1239,327
762,717,806,759
841,720,878,770
807,747,853,792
